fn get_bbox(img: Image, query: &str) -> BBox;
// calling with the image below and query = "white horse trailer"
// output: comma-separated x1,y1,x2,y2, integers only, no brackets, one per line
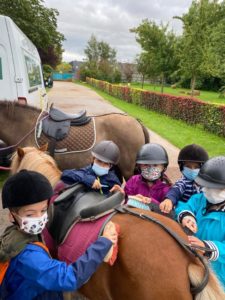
0,15,48,109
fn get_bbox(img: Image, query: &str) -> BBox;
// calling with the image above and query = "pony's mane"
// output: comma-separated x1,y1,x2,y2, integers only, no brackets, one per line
0,100,41,116
11,147,61,187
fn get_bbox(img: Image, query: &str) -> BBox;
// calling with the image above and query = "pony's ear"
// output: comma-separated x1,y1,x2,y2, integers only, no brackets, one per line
17,147,25,159
39,143,48,152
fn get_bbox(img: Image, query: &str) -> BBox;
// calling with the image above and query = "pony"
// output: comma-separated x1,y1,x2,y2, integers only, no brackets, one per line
10,146,225,300
0,101,149,179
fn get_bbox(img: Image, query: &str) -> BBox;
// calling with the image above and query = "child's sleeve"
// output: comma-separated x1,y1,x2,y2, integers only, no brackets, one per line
61,167,96,187
203,240,225,264
175,194,199,223
124,176,136,196
166,179,186,205
17,237,112,291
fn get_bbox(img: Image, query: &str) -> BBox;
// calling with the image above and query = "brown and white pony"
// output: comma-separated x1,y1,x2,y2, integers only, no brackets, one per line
10,147,225,300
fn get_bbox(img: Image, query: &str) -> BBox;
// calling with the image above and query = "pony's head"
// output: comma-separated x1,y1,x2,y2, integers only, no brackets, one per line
10,144,61,187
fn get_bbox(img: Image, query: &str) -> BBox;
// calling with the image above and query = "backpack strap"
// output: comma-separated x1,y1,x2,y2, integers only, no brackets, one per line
33,242,50,256
0,261,9,285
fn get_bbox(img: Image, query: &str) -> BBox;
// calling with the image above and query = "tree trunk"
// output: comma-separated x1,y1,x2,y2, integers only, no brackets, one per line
160,74,164,94
191,74,196,97
141,74,145,89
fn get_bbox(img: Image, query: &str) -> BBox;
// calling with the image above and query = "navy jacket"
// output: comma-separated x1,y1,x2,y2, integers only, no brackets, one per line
61,165,121,195
0,237,112,300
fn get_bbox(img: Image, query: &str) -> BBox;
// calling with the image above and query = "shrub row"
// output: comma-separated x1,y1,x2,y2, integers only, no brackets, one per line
86,77,225,137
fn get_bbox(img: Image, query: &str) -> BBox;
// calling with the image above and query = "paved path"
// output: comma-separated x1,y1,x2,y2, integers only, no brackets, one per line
48,81,181,182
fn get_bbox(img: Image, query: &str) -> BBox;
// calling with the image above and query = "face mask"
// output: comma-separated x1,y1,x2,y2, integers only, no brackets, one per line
141,166,162,181
92,163,109,176
202,187,225,204
182,167,200,181
17,212,48,235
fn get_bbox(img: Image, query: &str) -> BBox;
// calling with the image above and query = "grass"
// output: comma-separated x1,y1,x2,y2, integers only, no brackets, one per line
76,81,225,157
124,82,225,105
0,171,9,188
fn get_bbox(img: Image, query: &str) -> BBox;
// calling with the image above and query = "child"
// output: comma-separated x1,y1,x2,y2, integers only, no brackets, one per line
124,143,171,207
176,156,225,290
160,144,209,214
0,170,118,299
61,140,122,195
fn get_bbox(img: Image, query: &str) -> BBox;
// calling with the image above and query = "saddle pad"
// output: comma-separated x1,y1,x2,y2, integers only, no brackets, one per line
57,214,112,264
36,117,96,154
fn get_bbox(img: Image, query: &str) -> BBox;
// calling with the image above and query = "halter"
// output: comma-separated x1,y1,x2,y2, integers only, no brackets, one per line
116,205,211,296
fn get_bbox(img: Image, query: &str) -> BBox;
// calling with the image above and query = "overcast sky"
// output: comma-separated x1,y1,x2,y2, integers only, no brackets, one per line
44,0,192,63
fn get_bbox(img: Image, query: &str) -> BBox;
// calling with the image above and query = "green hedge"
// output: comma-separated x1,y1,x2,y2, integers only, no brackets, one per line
87,77,225,137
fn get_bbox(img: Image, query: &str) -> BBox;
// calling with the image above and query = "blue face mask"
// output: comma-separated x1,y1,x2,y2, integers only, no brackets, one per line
92,163,109,176
182,167,200,181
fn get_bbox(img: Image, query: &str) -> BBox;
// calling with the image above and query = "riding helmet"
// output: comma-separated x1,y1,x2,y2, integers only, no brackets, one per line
2,170,53,208
195,156,225,189
91,140,120,164
178,144,209,171
136,143,169,167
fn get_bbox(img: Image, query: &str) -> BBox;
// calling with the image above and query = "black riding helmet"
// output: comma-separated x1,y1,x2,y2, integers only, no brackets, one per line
2,170,53,209
91,140,120,165
178,144,209,171
195,156,225,189
136,143,169,168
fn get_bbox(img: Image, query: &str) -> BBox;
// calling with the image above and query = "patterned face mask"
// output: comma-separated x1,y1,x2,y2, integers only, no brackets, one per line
17,212,48,235
141,166,162,181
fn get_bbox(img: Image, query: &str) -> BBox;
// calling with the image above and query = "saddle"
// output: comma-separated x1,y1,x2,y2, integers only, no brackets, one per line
47,183,125,245
42,107,91,141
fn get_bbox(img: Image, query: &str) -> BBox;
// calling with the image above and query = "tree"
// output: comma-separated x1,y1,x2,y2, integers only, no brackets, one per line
174,0,221,94
55,62,72,73
0,0,64,67
136,52,158,88
81,35,121,83
131,20,178,93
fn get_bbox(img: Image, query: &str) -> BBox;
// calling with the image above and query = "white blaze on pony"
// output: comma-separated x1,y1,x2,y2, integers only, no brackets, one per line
10,146,225,300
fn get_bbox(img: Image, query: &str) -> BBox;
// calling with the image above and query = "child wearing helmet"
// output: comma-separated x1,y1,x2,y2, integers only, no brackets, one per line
0,170,118,299
61,140,122,195
160,144,209,214
176,156,225,290
124,143,171,208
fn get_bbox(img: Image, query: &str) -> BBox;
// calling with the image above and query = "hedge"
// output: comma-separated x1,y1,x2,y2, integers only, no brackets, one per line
86,77,225,137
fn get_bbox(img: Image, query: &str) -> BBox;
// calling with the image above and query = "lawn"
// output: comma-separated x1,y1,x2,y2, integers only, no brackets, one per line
79,82,225,157
0,171,9,188
125,82,225,105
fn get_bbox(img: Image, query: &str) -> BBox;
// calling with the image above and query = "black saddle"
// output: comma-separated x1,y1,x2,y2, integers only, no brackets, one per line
47,183,125,245
42,107,91,141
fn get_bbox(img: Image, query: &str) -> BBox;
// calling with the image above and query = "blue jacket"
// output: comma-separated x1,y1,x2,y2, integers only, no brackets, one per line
0,237,112,300
61,165,121,195
175,193,225,289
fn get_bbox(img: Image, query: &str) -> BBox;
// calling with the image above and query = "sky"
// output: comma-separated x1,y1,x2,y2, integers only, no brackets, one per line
44,0,192,63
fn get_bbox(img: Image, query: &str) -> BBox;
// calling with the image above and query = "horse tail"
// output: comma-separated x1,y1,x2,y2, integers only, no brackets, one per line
137,120,149,144
188,263,225,299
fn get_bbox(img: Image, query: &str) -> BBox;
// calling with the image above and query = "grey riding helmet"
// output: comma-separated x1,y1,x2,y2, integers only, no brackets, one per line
136,143,169,168
91,140,120,164
178,144,209,171
195,156,225,189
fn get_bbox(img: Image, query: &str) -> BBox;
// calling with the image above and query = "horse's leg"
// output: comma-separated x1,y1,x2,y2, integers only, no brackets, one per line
80,213,193,300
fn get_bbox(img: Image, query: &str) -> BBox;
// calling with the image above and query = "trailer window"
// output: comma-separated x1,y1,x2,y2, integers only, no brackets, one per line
0,58,2,80
24,55,41,87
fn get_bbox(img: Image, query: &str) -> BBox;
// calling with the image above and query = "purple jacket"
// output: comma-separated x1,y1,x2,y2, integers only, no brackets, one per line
124,175,171,204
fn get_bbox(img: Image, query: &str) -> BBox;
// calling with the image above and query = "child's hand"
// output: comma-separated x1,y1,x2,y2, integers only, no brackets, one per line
110,184,125,194
188,236,205,254
92,179,101,189
182,216,197,233
102,221,118,245
159,199,173,213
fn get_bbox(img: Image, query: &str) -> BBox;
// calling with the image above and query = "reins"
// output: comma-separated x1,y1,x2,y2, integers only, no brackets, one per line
116,205,210,296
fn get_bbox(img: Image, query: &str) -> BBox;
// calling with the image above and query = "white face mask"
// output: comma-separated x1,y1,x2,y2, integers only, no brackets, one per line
202,187,225,205
17,212,48,235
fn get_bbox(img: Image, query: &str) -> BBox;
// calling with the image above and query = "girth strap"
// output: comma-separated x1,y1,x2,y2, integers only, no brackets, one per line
116,205,210,296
